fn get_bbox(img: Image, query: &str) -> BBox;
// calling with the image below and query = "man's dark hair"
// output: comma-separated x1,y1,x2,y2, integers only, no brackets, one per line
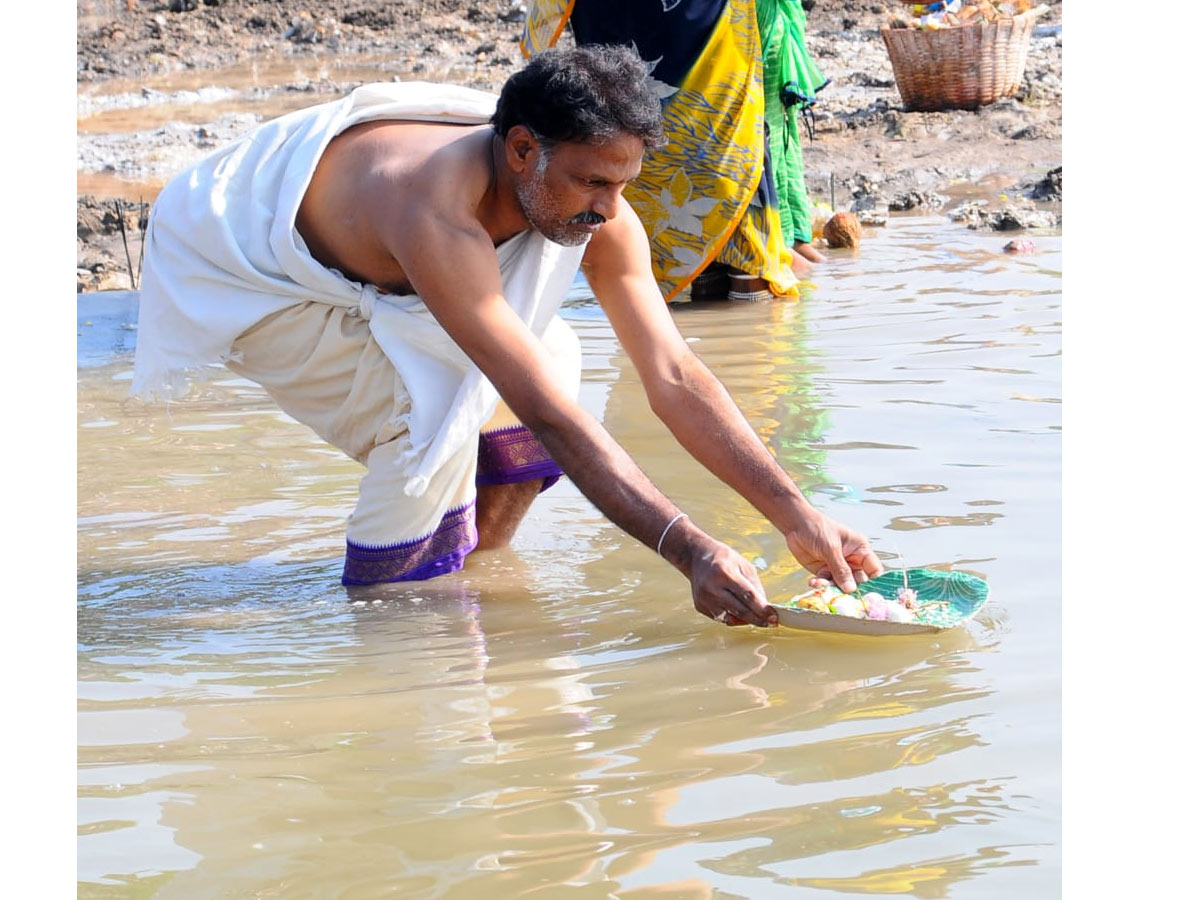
493,45,666,150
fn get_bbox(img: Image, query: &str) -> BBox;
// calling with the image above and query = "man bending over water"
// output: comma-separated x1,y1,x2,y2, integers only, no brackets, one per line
132,46,882,627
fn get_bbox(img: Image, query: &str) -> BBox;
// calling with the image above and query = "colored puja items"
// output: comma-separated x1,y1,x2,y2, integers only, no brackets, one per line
772,568,989,635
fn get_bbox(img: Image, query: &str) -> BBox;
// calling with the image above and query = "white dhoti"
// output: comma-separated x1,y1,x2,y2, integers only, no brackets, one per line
131,82,586,583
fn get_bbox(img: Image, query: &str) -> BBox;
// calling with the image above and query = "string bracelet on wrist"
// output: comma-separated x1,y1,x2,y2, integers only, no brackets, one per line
656,513,689,557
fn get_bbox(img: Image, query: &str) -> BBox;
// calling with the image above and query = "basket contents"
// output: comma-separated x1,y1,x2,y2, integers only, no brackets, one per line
879,1,1050,111
889,1,1046,30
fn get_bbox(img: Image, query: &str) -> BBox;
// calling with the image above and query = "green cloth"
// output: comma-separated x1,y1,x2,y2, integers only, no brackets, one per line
757,0,827,245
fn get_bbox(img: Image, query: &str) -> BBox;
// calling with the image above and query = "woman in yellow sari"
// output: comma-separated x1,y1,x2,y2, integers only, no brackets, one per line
522,0,801,303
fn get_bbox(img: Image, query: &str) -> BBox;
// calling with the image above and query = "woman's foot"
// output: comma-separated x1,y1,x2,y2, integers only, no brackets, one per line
689,264,732,301
794,241,827,264
788,248,814,280
727,272,774,301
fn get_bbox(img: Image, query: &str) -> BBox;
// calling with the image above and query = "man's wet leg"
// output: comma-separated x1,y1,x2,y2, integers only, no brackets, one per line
475,479,544,550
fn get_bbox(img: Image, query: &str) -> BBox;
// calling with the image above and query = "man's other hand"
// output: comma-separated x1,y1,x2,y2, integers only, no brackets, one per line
785,512,884,595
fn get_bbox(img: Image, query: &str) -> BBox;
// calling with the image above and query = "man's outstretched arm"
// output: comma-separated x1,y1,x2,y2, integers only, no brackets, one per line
582,202,883,592
387,204,779,626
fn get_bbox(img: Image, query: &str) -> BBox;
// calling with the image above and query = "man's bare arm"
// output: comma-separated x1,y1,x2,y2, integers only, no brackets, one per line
582,203,883,591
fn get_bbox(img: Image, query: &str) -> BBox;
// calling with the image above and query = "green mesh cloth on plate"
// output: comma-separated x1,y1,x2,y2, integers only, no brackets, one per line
855,569,989,628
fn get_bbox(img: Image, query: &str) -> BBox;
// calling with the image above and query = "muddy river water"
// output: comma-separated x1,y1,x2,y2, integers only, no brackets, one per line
78,209,1061,897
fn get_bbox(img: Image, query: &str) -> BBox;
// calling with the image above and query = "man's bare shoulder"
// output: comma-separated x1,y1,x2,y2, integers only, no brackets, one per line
333,120,493,214
298,121,497,289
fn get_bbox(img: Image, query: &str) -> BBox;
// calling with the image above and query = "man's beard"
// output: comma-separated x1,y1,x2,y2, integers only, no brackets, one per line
515,170,605,247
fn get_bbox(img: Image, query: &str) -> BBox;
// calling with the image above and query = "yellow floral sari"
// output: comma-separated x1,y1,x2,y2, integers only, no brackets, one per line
522,0,798,302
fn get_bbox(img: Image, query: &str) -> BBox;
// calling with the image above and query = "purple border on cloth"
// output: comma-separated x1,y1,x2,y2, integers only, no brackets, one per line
342,502,478,585
476,424,563,492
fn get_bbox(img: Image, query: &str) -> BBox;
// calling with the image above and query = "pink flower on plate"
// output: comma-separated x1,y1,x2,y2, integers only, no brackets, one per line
863,592,889,620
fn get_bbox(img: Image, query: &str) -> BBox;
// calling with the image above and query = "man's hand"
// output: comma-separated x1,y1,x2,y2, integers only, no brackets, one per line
688,541,779,627
658,521,777,627
785,512,883,595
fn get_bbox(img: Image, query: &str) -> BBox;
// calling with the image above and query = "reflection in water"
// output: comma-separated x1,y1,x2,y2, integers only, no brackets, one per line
79,566,1007,898
598,296,836,582
77,54,479,127
888,513,1004,531
79,216,1061,897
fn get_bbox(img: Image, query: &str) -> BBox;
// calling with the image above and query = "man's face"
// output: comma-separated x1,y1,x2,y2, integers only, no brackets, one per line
514,132,644,247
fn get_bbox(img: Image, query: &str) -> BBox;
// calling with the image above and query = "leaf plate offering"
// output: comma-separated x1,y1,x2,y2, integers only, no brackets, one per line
771,568,989,636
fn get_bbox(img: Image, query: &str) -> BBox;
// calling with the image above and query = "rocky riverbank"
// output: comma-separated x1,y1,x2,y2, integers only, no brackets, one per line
76,0,1062,291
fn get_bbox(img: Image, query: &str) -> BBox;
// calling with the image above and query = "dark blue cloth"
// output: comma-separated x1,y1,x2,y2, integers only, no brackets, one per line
569,0,726,88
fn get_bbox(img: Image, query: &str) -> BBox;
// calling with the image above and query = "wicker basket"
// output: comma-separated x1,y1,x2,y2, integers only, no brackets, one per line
881,15,1036,111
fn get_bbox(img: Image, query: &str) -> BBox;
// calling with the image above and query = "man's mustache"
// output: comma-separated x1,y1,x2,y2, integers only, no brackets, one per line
570,211,607,226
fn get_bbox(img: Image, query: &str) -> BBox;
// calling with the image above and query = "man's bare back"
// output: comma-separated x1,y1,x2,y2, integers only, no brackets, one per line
296,121,504,296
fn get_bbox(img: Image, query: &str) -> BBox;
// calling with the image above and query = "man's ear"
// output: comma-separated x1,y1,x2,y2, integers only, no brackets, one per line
505,125,539,173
